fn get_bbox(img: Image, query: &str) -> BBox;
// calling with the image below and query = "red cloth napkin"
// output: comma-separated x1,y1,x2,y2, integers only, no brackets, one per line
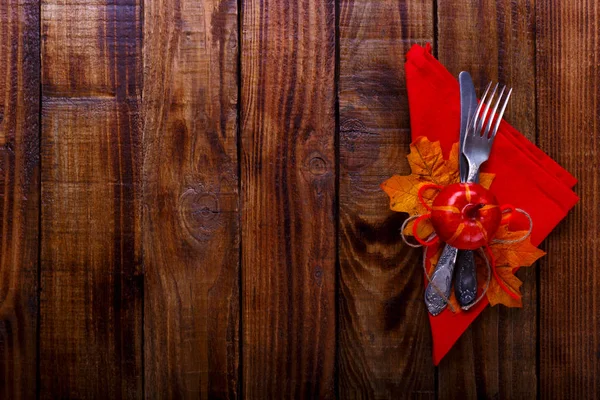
405,43,579,365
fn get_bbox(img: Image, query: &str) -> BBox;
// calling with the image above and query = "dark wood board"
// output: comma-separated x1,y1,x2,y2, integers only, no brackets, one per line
338,0,435,398
0,0,40,398
536,2,600,399
0,1,597,398
39,0,143,398
142,0,240,397
240,0,337,397
436,1,538,399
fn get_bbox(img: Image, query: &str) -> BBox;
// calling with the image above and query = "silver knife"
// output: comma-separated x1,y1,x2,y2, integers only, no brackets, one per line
458,72,477,181
455,72,479,307
424,72,476,315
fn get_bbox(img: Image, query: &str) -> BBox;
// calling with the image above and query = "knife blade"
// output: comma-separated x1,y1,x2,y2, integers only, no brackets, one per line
455,71,479,308
424,71,477,315
458,72,477,181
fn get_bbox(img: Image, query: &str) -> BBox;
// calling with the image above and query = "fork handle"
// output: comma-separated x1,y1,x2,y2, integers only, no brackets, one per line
455,163,482,308
455,250,477,307
466,164,480,183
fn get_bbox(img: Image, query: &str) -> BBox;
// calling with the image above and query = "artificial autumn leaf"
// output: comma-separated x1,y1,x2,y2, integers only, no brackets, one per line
478,172,495,190
490,225,546,269
486,266,523,307
448,141,460,172
381,174,430,216
479,225,545,308
406,138,460,186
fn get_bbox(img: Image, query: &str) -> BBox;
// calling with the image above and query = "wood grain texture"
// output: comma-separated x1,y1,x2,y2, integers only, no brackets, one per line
338,1,435,398
536,2,599,399
240,0,336,397
40,1,143,398
4,2,599,398
436,1,538,399
142,0,239,397
0,0,40,398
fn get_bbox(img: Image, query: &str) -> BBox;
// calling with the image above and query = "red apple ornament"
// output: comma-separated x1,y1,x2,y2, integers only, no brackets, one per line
430,183,502,250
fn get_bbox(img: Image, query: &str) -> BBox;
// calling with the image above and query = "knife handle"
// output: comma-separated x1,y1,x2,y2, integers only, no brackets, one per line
455,250,477,307
424,244,458,316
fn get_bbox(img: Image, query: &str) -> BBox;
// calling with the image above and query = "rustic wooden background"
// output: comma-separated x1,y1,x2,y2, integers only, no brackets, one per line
0,0,597,398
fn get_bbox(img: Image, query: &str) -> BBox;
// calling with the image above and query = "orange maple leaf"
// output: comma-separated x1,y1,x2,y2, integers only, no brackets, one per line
478,172,495,190
490,225,546,269
482,225,545,308
486,266,524,307
406,138,460,186
381,174,431,216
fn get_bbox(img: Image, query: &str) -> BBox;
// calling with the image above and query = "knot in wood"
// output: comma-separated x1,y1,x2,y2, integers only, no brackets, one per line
308,156,327,176
340,118,369,143
178,185,221,244
303,152,331,180
313,265,323,287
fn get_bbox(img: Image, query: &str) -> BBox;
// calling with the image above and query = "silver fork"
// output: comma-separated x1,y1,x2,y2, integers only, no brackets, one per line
454,82,512,308
463,82,512,182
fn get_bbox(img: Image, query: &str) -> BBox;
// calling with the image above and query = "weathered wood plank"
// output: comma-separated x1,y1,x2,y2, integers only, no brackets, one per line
436,1,538,399
338,1,435,398
40,1,143,397
0,0,40,398
142,0,239,397
536,2,599,398
240,0,336,397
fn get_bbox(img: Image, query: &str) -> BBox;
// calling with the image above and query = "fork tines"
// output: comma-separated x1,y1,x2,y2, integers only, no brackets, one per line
470,81,512,140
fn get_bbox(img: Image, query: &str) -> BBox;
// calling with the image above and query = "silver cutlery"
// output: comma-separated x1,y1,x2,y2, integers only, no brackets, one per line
424,76,512,315
424,72,478,316
424,245,457,315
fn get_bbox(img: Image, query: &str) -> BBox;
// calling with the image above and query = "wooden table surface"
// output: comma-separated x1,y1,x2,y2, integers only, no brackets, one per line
1,0,597,399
